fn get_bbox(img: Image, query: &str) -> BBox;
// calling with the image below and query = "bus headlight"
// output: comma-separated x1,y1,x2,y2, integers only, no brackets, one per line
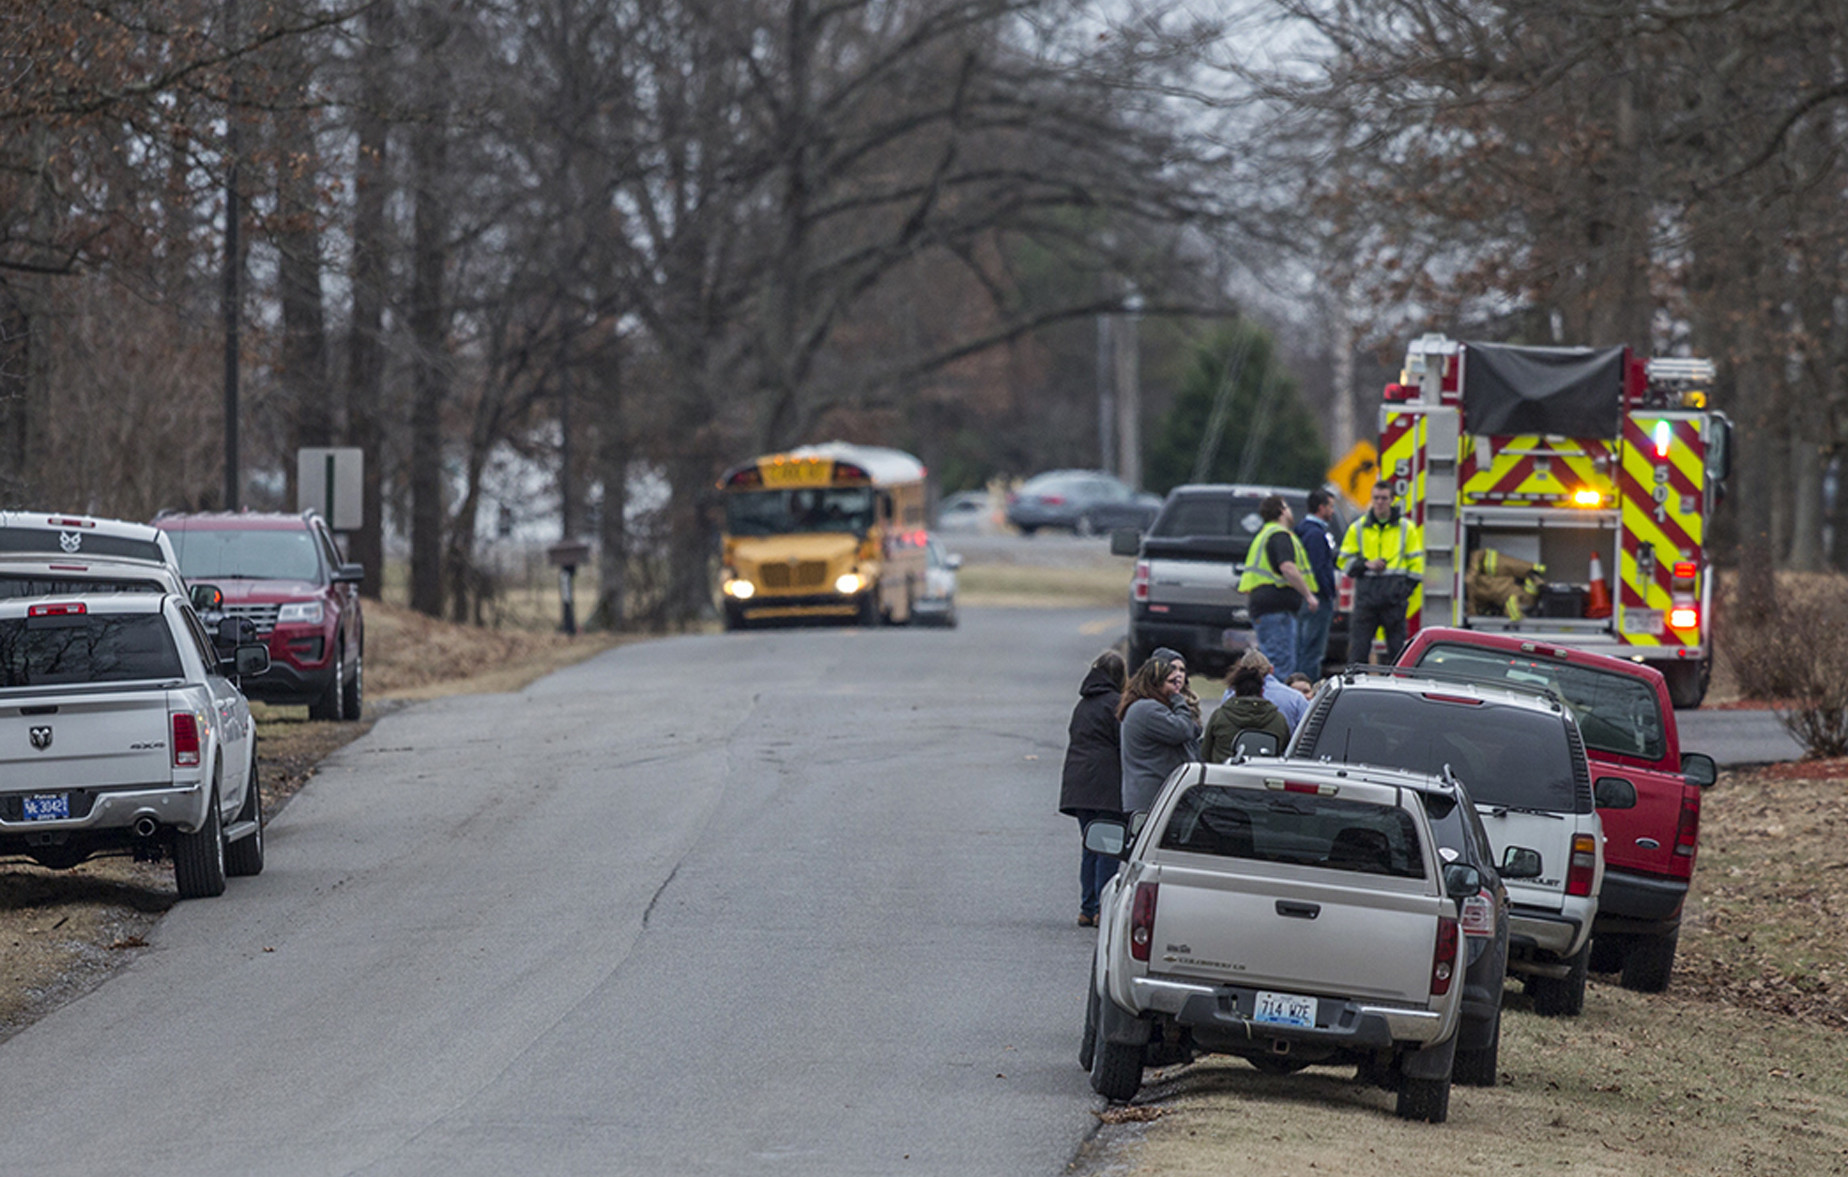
835,572,865,595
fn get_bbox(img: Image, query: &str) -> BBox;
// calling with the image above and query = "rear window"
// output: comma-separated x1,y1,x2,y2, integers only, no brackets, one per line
1158,783,1425,879
0,613,184,686
0,575,165,598
1151,493,1306,541
1415,644,1666,761
0,530,165,562
1304,690,1583,812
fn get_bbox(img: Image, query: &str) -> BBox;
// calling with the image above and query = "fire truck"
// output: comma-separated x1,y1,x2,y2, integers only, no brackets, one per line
1376,335,1732,708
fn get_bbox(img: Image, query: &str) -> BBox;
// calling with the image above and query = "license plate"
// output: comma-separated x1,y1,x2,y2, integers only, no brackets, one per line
22,793,69,822
1253,990,1316,1028
1621,608,1663,635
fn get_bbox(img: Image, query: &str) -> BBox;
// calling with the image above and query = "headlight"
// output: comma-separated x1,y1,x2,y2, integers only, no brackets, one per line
835,572,865,595
276,601,324,624
724,578,756,600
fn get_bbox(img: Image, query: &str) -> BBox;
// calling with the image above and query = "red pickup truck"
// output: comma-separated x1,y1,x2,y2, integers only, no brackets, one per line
1397,628,1717,992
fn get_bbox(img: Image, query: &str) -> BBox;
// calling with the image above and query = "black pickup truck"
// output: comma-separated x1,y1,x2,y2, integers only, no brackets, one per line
1111,484,1352,673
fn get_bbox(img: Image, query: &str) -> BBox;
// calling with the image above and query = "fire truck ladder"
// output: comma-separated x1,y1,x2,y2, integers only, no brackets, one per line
1419,410,1460,628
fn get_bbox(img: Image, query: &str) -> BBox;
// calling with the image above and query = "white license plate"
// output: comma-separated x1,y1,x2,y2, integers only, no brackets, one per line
1621,608,1663,635
1253,990,1316,1028
22,793,69,822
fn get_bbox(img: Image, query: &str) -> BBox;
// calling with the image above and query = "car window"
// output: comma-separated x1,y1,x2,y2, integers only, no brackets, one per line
1304,690,1581,812
1023,473,1092,497
0,612,184,685
1415,643,1666,761
177,605,219,667
169,528,324,581
0,574,166,598
1158,783,1425,878
1151,493,1307,540
0,529,167,563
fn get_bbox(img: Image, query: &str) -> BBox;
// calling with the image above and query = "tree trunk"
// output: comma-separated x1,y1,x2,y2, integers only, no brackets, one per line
344,0,393,599
406,2,452,618
592,359,628,630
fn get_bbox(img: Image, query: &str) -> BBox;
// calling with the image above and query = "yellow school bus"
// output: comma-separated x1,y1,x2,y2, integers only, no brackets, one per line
716,442,929,628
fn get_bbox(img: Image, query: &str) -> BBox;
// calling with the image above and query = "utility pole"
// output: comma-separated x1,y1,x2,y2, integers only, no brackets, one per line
1096,314,1114,474
220,0,242,509
1114,297,1142,489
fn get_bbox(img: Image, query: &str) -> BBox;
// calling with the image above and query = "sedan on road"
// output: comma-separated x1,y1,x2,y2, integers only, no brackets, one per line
1006,470,1161,536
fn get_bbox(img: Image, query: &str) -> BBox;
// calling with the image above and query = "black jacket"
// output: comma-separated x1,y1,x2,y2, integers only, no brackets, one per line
1059,666,1124,815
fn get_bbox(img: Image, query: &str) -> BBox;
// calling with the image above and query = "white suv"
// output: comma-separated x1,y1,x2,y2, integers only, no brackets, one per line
1289,668,1604,1017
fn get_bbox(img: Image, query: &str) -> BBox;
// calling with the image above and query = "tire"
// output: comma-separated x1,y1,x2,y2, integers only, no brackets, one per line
1090,1033,1143,1102
722,603,743,632
341,645,364,720
1620,927,1680,993
1663,659,1708,709
1452,1010,1501,1087
857,590,879,628
1020,525,1039,537
224,748,264,878
308,644,345,721
1079,982,1099,1073
173,779,227,899
1589,934,1628,974
1395,1073,1452,1123
1075,513,1096,537
1528,941,1590,1017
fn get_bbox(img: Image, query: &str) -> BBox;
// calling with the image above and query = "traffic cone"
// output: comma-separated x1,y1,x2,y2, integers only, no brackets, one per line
1585,551,1612,619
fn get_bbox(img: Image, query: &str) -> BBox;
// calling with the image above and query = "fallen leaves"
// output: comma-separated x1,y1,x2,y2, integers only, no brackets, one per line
1096,1105,1170,1124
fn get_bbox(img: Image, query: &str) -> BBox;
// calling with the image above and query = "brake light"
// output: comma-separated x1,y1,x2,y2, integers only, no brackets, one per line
45,517,94,528
1129,882,1159,962
1674,790,1701,859
1041,495,1065,505
1132,560,1150,603
1459,891,1495,938
1565,833,1598,897
1571,489,1603,507
171,713,201,767
27,603,86,617
1267,779,1337,796
1430,916,1459,995
1420,693,1483,706
1669,606,1699,630
1672,561,1698,581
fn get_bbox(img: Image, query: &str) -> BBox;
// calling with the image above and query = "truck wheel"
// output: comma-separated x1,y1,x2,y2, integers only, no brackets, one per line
309,645,345,721
1079,982,1099,1072
1589,934,1628,974
174,780,227,899
1090,1033,1143,1102
1395,1073,1452,1123
857,590,879,628
1452,1010,1501,1087
341,646,364,721
1620,927,1680,993
225,755,265,879
1528,941,1590,1017
1663,660,1707,709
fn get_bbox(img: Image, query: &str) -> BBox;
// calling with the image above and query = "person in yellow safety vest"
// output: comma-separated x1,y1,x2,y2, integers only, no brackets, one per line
1339,482,1425,665
1235,495,1320,679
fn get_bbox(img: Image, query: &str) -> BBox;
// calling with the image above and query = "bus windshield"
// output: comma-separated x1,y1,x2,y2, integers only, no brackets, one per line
725,487,875,537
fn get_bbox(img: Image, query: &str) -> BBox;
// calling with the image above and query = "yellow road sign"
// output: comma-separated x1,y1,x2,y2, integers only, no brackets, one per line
1327,441,1379,507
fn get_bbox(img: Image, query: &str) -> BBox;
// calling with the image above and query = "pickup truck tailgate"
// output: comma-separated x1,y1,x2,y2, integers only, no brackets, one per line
1152,864,1445,1002
1,688,178,791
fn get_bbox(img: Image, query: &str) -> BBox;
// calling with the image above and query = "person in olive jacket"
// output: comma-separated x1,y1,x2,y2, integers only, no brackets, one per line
1059,649,1126,927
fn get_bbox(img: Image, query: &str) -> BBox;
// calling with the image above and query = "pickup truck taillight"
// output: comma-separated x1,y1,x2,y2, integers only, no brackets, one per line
1459,891,1495,938
1132,560,1150,603
1565,833,1598,897
1674,790,1701,859
1430,916,1459,996
171,713,201,767
1129,882,1159,962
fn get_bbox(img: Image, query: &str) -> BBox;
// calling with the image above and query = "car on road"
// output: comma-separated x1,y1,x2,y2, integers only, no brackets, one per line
157,510,366,720
0,593,270,896
1289,667,1604,1017
1398,629,1718,992
1080,758,1488,1121
1005,470,1161,536
934,489,998,533
913,534,961,627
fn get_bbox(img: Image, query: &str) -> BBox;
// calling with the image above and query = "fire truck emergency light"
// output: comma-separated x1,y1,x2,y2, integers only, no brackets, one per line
1571,489,1603,507
1653,421,1672,458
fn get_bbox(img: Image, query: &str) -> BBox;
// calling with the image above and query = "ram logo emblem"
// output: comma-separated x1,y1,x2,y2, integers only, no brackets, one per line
29,726,53,750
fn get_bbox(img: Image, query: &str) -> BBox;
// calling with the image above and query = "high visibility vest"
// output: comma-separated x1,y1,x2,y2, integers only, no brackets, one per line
1340,512,1425,576
1237,522,1319,594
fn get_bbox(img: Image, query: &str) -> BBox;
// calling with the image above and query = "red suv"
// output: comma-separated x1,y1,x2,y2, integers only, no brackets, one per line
156,510,365,721
1397,629,1717,992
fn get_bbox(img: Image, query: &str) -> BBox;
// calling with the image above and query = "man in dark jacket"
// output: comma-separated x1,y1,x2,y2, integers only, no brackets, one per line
1294,489,1340,677
1059,650,1125,927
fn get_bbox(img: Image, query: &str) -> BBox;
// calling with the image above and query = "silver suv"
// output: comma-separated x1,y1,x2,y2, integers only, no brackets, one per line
1288,667,1604,1017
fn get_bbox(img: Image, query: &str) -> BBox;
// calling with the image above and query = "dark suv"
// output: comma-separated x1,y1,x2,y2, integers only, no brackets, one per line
156,511,365,721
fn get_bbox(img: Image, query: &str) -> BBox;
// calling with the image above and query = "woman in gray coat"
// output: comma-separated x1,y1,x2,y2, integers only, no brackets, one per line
1117,655,1202,816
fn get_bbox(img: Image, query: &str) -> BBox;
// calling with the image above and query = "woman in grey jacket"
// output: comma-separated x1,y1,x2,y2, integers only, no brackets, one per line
1117,655,1202,815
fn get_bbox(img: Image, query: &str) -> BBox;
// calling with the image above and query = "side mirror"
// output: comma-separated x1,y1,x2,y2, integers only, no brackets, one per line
1109,528,1142,557
945,553,963,570
1443,863,1483,899
333,562,365,584
1501,846,1543,880
1229,730,1282,759
190,583,224,612
1083,819,1129,858
1594,776,1637,809
1681,751,1718,789
232,643,271,678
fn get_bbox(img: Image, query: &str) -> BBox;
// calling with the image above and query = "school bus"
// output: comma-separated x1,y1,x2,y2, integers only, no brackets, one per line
716,442,929,628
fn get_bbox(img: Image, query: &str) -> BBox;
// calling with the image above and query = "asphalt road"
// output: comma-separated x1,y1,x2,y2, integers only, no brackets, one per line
0,607,1119,1177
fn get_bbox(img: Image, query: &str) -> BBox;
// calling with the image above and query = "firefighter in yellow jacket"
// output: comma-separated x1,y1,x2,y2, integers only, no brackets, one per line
1340,482,1424,664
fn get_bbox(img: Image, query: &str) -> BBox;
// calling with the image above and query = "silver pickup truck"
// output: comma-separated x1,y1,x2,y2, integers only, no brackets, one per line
0,593,270,898
1081,759,1480,1122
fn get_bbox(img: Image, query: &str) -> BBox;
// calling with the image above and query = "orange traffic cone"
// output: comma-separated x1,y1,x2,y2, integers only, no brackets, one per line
1585,550,1612,619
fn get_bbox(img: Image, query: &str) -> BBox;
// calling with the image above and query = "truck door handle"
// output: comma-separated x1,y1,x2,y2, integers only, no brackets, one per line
1276,900,1320,920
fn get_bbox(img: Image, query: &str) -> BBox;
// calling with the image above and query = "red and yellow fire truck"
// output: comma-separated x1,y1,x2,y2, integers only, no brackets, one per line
1376,334,1732,708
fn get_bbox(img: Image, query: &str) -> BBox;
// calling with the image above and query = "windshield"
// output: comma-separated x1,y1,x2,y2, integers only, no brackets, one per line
724,488,875,537
1415,644,1666,761
0,613,183,686
1305,691,1582,812
1151,493,1305,541
1159,784,1424,878
169,529,323,581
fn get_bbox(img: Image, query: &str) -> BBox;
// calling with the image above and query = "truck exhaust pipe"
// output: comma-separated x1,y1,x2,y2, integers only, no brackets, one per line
132,816,159,838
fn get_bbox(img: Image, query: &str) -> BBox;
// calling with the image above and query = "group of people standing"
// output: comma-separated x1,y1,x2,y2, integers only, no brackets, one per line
1056,481,1425,927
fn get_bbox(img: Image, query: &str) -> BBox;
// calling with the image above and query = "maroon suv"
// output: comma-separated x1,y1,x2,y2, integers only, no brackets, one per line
156,510,365,721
